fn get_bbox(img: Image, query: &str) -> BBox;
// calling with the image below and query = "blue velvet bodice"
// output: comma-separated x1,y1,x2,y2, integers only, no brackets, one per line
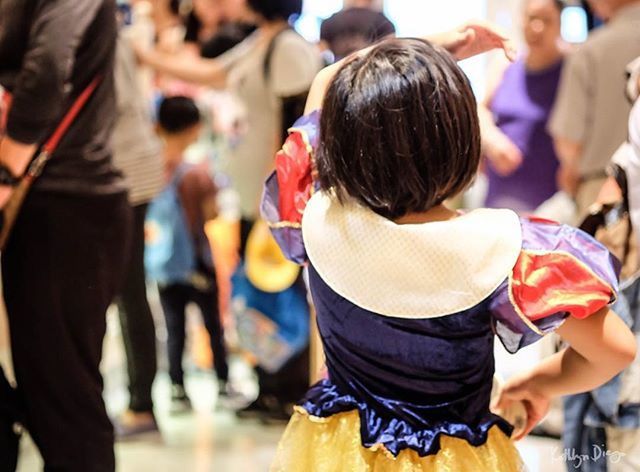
300,264,513,457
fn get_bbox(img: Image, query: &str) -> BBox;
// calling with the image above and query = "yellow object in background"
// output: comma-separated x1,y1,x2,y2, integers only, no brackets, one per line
245,220,300,293
190,217,240,370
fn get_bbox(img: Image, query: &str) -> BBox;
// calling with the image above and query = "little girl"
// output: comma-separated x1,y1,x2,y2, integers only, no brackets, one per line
261,25,637,471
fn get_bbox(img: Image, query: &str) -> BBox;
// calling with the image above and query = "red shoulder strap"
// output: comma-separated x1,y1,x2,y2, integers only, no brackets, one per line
0,90,11,133
42,77,102,154
24,76,102,180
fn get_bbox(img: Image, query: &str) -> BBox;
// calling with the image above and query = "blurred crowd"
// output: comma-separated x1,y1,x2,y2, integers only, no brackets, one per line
1,0,640,470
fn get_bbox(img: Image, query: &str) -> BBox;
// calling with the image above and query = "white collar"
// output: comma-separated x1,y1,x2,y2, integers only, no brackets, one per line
302,192,522,319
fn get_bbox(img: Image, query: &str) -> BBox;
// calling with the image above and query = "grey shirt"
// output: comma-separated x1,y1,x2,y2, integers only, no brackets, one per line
222,30,322,218
0,0,125,196
549,2,640,177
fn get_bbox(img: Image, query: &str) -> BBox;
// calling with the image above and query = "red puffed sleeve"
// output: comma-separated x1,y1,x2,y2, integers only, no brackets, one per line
260,111,320,264
491,217,620,353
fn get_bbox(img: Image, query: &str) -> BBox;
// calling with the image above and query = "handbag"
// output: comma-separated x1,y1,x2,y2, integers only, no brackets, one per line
263,27,312,144
579,164,640,281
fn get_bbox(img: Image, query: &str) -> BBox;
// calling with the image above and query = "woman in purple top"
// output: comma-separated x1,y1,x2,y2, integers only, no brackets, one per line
479,0,565,213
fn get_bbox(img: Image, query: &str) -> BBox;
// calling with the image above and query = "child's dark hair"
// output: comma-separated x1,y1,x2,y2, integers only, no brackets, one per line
247,0,302,21
317,38,481,220
525,0,565,11
157,96,201,134
169,0,180,15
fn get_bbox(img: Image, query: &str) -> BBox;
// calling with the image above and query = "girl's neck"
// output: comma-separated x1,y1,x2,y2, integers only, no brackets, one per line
394,204,458,225
525,45,563,71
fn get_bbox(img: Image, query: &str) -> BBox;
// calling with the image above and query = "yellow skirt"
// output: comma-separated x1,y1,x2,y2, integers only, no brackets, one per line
271,408,525,471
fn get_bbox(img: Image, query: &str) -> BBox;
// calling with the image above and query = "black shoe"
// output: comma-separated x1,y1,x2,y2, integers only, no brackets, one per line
217,381,250,409
235,396,272,419
113,410,160,441
170,384,192,415
260,402,294,425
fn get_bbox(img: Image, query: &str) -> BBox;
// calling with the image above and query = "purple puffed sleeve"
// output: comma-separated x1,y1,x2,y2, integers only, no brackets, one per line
491,217,620,353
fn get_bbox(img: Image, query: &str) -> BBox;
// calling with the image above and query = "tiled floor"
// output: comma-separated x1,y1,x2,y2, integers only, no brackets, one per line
6,307,568,472
16,374,286,472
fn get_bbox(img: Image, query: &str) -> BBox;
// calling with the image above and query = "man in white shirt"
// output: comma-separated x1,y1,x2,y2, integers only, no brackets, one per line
549,0,640,220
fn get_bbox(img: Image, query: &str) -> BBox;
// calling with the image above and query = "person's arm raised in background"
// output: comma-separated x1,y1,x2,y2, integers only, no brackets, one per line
134,21,260,89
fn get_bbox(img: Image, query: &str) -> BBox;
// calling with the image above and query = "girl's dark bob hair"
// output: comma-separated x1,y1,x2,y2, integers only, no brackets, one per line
317,38,481,220
247,0,302,22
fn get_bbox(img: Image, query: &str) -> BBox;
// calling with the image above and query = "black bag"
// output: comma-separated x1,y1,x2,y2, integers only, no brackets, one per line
0,366,21,472
263,27,312,144
579,164,639,281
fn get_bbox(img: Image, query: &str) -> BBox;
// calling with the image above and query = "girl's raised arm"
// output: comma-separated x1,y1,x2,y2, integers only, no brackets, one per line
305,21,516,114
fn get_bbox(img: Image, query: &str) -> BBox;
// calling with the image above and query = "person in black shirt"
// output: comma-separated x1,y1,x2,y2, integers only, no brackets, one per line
0,0,131,469
184,0,256,59
320,0,396,61
200,22,257,59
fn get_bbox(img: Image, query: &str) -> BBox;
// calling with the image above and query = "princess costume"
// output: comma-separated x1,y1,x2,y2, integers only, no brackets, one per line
261,112,620,471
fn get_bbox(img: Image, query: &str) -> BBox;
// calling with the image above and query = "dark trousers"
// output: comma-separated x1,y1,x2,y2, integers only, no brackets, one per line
239,217,254,259
158,274,229,385
257,346,310,404
2,191,131,472
237,219,310,404
115,203,157,413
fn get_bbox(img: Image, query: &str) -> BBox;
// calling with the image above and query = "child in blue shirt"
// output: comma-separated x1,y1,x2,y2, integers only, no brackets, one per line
146,96,232,412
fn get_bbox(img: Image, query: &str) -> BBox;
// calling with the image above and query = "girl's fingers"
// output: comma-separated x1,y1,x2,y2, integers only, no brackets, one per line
514,400,542,440
468,22,517,61
502,40,518,61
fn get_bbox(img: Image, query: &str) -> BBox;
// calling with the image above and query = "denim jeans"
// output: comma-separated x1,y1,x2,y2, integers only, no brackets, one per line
563,277,640,472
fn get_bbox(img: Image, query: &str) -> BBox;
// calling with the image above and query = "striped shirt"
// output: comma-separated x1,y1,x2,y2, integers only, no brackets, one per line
112,36,163,206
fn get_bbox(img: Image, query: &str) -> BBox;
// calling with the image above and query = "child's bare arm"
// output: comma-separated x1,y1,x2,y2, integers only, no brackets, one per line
495,307,636,439
545,308,636,394
201,194,218,222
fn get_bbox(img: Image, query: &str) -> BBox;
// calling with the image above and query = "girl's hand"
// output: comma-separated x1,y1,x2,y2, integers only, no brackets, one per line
439,21,517,62
492,373,551,440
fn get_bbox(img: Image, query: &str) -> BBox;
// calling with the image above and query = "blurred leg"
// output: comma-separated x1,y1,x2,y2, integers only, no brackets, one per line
116,203,157,413
190,275,229,383
2,192,131,472
158,284,188,386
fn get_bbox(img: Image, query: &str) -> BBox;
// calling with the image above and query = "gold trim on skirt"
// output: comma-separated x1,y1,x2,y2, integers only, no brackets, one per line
271,409,525,471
